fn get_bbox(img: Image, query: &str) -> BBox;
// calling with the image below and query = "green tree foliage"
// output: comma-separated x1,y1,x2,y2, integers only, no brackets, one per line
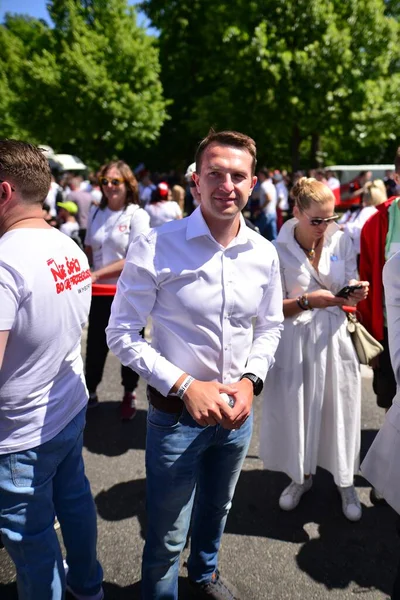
143,0,400,170
0,1,168,164
0,15,48,141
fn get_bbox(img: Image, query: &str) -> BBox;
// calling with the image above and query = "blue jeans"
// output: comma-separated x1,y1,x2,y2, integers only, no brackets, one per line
254,212,277,241
142,404,253,599
0,407,103,600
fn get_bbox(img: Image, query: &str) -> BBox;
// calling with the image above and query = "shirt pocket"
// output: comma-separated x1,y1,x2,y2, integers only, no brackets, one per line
328,259,346,287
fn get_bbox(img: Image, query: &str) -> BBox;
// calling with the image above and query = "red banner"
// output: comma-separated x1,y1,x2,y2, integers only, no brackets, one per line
92,283,117,296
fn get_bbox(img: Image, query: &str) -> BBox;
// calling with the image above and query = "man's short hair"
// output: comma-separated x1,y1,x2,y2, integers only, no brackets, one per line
0,139,51,205
195,129,257,176
395,147,400,175
258,167,269,178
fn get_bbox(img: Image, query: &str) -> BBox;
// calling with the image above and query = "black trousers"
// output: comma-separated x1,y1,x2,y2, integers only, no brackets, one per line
85,295,140,394
392,518,400,599
372,327,396,409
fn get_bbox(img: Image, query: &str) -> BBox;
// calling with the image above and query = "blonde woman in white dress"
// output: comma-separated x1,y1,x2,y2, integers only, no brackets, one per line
259,177,369,521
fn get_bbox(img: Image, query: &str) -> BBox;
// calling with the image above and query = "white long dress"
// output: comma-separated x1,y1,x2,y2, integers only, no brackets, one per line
361,252,400,512
259,219,361,487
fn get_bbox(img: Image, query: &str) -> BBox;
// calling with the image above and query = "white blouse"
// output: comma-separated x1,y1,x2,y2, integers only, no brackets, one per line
85,204,150,284
145,201,182,228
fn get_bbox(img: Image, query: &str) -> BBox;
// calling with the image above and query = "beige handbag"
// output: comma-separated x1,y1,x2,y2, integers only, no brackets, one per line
346,312,383,365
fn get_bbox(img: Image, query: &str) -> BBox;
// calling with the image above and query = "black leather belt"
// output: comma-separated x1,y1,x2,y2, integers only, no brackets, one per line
147,385,184,414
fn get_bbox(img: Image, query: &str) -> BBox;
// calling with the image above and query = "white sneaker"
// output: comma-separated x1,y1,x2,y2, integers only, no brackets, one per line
279,478,313,511
338,485,362,522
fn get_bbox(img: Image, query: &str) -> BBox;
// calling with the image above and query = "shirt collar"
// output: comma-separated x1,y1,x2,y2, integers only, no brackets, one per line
186,206,249,246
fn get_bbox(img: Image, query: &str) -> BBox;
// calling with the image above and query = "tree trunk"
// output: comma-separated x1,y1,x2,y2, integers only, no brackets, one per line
310,133,321,168
291,125,301,172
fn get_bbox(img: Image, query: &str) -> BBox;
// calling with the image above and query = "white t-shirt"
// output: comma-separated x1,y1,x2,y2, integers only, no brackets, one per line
60,220,80,237
0,228,92,454
342,206,378,255
45,181,61,217
275,181,289,211
260,180,277,216
84,204,150,284
327,176,340,191
145,201,182,228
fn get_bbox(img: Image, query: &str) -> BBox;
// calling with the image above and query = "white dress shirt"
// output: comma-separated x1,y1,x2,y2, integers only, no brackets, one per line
340,205,378,255
106,207,283,397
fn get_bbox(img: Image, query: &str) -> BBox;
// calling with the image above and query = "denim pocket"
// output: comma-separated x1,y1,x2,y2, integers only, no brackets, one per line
9,445,59,488
147,404,183,430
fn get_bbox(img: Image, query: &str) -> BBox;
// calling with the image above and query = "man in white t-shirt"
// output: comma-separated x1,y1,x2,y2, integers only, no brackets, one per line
256,167,277,240
0,140,103,600
45,174,62,217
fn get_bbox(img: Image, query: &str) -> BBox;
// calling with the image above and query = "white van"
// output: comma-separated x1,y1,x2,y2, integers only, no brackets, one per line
40,145,88,174
326,164,394,208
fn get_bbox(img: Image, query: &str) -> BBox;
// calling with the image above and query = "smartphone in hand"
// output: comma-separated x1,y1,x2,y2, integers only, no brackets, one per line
335,284,363,299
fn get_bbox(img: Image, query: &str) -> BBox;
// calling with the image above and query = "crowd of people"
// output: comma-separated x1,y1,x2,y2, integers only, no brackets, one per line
1,132,400,600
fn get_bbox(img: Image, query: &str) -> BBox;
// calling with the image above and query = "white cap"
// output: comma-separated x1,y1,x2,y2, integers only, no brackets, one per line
185,162,196,182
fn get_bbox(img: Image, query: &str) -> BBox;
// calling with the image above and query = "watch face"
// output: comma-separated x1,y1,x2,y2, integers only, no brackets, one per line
253,378,263,396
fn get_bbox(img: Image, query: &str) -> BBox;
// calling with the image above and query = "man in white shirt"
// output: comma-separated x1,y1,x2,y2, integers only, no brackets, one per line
256,167,278,240
107,130,283,599
0,140,103,600
45,174,63,217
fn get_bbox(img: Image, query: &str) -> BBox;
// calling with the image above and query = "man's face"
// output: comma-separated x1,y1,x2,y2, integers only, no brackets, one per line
194,143,256,224
361,171,372,184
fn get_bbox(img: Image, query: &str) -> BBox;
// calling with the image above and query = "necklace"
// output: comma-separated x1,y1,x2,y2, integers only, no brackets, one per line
294,230,321,260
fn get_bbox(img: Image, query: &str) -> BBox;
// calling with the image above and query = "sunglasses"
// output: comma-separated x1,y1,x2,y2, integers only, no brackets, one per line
100,177,125,186
0,179,16,191
302,211,339,227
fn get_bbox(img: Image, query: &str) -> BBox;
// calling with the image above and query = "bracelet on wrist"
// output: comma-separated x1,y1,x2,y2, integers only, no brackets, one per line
296,297,306,311
176,375,195,399
297,294,313,311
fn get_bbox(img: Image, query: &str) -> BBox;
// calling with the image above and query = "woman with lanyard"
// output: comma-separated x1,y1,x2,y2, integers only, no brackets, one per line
84,160,150,420
259,177,369,521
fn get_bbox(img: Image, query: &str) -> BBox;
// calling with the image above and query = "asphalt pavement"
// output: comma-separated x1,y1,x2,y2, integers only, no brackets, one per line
0,340,398,599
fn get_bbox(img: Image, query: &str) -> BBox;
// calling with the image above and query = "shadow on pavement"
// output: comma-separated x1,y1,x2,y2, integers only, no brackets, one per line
100,577,196,599
225,466,398,596
95,479,147,539
0,575,196,599
89,422,398,596
0,581,17,600
84,404,147,456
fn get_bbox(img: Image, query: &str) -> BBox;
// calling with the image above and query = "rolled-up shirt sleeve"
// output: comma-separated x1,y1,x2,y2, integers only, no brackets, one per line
106,235,184,396
245,251,284,381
